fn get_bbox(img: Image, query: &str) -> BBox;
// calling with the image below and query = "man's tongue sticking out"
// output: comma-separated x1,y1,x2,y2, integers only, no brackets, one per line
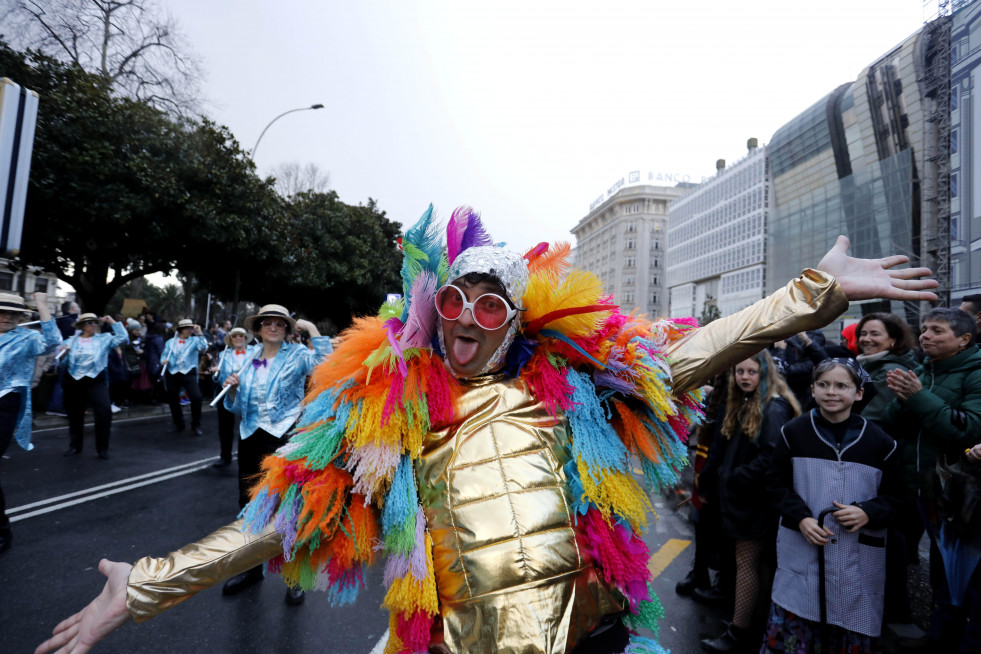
452,335,481,367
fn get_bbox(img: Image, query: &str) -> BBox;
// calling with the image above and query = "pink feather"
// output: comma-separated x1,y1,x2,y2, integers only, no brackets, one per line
446,207,471,266
400,272,438,349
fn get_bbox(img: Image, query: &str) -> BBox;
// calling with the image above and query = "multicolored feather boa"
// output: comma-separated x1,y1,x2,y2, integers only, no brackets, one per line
242,206,703,654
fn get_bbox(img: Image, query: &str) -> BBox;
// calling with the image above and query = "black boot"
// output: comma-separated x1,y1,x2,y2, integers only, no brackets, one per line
692,584,727,607
0,526,11,553
700,624,751,653
222,566,264,595
676,566,710,596
285,587,305,605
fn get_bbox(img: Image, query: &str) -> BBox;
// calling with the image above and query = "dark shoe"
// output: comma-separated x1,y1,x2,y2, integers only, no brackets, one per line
0,528,11,553
675,568,710,596
692,585,727,607
211,458,232,468
191,427,203,436
97,451,110,460
896,634,937,652
63,447,82,457
700,625,750,653
222,567,263,595
285,587,305,606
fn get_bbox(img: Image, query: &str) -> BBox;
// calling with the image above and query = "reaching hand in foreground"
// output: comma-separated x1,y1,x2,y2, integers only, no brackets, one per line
35,559,132,654
817,236,938,302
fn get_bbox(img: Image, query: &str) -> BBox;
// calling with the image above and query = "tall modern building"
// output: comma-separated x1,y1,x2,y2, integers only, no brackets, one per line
766,16,952,326
571,173,691,318
951,1,981,298
667,140,768,319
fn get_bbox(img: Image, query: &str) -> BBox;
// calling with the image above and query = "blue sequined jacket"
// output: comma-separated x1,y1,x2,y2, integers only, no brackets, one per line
161,335,209,375
225,338,332,440
1,320,61,449
62,322,128,380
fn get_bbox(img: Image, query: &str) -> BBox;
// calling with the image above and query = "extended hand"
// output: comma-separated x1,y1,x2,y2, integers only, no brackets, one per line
224,373,240,388
799,516,832,546
817,236,938,302
832,501,869,532
35,559,133,654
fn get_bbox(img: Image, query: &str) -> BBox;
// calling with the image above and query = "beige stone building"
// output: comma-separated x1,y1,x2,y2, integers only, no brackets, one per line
571,176,690,318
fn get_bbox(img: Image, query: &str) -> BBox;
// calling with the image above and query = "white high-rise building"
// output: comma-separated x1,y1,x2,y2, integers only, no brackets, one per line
667,140,768,320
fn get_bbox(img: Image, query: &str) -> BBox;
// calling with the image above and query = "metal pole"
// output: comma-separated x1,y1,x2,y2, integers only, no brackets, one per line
251,103,324,159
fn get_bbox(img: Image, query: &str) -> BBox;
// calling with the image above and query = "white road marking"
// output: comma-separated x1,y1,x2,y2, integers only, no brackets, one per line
32,412,171,434
8,456,230,522
369,629,389,654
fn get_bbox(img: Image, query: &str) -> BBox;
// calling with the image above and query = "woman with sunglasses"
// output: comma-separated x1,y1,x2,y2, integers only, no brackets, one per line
217,304,332,605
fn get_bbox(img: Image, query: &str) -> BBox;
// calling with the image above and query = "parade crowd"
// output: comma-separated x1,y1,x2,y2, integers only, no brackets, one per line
680,303,981,653
0,219,974,654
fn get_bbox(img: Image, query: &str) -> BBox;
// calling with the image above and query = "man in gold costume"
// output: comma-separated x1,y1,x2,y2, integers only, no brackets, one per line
36,206,936,654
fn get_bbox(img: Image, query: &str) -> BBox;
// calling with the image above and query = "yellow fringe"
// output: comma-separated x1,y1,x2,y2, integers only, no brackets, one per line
382,532,439,615
576,456,654,529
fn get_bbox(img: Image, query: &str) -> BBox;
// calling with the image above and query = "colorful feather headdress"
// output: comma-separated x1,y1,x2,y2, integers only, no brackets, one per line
242,206,703,654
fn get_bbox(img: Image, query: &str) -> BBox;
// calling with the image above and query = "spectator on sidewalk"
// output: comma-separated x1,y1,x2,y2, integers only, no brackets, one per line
61,314,128,459
764,358,902,654
854,311,921,624
676,372,734,609
882,308,981,652
701,351,801,653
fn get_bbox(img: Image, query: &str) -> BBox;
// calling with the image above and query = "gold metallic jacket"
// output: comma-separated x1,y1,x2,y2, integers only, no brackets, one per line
127,270,847,650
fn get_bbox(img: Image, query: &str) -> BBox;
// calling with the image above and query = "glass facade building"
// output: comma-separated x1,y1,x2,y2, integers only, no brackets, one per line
767,23,946,327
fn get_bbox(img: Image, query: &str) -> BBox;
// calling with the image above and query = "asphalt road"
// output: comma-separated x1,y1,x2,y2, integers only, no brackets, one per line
1,407,724,654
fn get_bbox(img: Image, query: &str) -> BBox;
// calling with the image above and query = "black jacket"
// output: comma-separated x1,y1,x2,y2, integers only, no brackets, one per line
702,395,795,540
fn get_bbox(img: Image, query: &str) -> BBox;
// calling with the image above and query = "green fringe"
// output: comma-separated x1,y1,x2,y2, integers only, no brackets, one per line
623,585,665,639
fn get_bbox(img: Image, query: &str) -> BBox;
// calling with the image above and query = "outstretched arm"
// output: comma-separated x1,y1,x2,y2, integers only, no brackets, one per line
35,560,132,654
36,519,282,653
668,236,936,395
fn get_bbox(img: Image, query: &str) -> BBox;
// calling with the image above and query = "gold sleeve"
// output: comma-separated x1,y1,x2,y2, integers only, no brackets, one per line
126,519,282,622
667,269,848,396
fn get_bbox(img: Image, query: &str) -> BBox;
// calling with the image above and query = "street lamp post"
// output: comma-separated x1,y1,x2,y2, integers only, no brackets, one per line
232,103,325,318
251,103,324,159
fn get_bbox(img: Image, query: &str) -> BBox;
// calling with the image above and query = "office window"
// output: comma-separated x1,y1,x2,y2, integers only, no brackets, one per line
34,278,49,293
0,272,12,291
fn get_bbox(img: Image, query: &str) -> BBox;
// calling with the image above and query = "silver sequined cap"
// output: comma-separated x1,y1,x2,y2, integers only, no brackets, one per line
445,246,528,310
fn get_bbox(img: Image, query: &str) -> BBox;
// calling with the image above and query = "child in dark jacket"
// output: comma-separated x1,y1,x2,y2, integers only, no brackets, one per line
763,358,903,653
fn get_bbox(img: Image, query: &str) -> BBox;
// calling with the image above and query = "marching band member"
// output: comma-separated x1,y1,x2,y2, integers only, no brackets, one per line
219,305,331,605
209,327,250,468
160,319,208,436
61,313,128,459
0,292,59,552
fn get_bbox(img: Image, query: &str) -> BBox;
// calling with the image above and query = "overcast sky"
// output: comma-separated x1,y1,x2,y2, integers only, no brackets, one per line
164,0,931,252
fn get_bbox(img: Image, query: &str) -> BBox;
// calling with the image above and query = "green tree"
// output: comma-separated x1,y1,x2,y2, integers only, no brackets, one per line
1,42,279,313
266,192,402,327
699,294,722,326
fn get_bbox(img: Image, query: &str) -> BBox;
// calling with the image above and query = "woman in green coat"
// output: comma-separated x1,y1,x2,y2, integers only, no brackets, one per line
855,312,919,424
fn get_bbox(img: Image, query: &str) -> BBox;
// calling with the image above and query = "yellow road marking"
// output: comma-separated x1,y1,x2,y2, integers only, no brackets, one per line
647,538,690,578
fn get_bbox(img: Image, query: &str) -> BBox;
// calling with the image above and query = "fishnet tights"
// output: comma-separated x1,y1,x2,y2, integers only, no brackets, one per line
732,539,764,629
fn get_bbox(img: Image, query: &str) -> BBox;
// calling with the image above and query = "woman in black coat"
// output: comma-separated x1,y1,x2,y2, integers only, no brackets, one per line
700,350,801,653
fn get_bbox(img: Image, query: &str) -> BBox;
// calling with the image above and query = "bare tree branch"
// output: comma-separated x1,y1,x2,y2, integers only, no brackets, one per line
7,0,203,117
271,161,332,198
